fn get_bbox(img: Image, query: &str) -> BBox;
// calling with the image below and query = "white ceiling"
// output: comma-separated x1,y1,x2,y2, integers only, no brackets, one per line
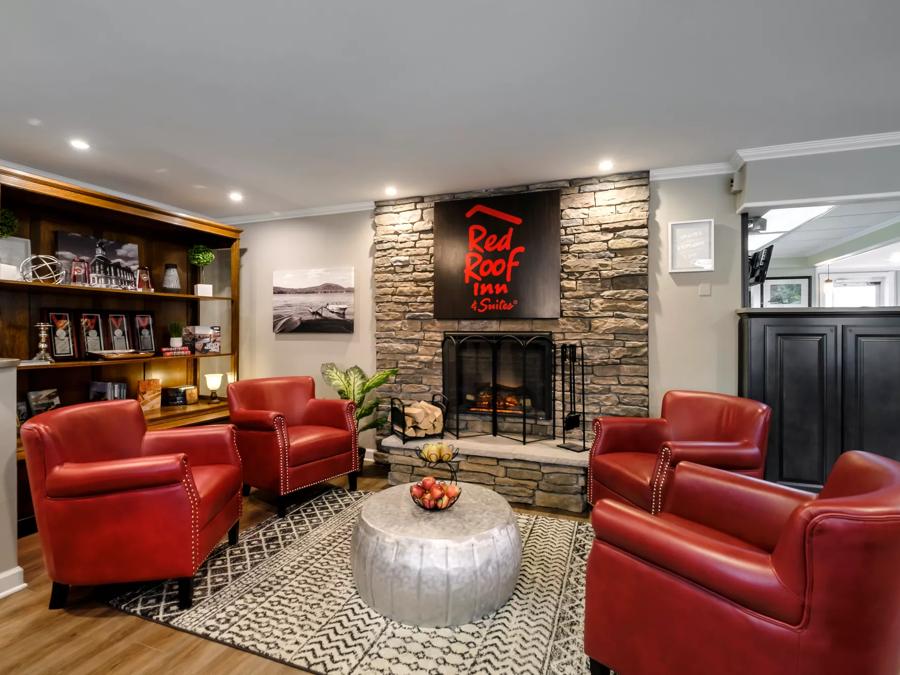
830,239,900,270
766,201,900,259
2,1,900,219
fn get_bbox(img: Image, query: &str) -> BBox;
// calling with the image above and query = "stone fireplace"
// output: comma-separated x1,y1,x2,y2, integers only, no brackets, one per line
442,332,554,442
372,171,650,511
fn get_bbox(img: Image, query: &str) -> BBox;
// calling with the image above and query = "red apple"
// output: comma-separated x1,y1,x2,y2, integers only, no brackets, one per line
410,484,425,499
429,484,444,501
422,497,433,509
445,484,460,499
421,476,436,490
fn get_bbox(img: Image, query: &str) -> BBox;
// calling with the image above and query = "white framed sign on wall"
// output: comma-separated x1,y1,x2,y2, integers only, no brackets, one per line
669,219,714,273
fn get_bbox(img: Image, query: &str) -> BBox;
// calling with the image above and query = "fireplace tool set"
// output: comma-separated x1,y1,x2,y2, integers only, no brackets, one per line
558,341,587,452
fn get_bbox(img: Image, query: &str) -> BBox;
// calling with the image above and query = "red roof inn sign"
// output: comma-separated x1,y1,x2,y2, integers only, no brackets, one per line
433,191,561,319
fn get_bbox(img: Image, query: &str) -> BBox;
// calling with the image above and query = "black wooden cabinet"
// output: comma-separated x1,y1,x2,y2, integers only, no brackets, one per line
739,309,900,489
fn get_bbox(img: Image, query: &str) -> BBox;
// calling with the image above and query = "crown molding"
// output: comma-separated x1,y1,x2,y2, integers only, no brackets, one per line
219,201,375,225
734,131,900,165
649,162,734,182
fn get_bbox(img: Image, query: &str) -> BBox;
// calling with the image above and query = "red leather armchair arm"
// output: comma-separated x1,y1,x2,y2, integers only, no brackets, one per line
665,463,813,551
662,440,763,470
229,408,284,432
591,417,669,455
142,424,239,467
302,399,356,430
592,499,803,624
45,453,187,498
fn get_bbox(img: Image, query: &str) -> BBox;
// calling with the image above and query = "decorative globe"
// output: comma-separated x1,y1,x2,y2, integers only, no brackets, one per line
20,255,65,284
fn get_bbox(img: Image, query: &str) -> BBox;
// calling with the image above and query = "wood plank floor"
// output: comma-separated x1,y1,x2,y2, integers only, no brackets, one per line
1,463,588,674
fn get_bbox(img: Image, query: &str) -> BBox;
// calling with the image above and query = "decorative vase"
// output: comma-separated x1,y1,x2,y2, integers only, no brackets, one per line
162,263,182,291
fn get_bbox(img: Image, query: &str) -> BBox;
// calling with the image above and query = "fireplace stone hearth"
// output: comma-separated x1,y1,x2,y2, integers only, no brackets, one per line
378,433,588,513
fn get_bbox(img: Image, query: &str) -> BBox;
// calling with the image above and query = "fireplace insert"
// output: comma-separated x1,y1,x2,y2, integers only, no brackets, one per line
442,332,554,444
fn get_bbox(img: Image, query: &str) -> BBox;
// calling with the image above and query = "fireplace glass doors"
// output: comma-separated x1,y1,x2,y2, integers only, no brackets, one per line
442,332,554,443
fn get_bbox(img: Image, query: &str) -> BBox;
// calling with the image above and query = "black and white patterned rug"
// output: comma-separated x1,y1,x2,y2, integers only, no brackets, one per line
108,489,593,674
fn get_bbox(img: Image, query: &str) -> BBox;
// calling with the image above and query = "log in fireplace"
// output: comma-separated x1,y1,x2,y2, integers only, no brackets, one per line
442,332,554,443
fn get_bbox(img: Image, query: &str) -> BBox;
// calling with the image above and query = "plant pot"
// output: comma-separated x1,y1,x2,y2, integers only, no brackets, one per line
169,337,183,348
194,283,213,297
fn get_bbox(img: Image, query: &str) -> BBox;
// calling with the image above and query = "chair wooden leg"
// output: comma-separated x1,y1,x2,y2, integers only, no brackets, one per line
48,582,69,610
228,522,239,546
277,495,288,518
241,483,251,496
177,577,194,610
348,471,358,492
589,658,613,675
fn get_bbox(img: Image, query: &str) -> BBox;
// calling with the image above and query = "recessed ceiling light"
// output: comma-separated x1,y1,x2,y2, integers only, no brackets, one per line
27,118,42,127
69,138,90,151
598,159,614,172
192,184,207,190
385,185,398,197
154,168,168,174
228,191,244,203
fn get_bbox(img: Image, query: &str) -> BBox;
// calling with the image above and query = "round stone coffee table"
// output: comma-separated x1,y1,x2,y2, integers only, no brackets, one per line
351,482,521,627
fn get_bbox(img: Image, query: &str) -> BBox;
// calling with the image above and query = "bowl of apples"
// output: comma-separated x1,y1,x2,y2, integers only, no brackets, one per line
410,476,462,511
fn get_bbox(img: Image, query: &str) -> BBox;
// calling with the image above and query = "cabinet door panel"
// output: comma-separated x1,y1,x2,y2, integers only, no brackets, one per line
843,325,900,461
764,325,840,487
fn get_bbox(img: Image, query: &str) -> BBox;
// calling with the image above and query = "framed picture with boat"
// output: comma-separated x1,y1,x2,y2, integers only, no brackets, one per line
272,267,355,334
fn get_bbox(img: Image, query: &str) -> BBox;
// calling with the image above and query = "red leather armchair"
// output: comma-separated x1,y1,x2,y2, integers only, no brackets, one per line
228,376,358,516
20,400,242,610
585,451,900,675
589,390,770,512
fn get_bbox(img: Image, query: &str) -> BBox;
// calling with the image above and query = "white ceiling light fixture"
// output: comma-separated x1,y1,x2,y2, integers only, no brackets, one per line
598,159,614,172
228,190,244,203
69,138,90,151
26,118,42,127
384,185,398,197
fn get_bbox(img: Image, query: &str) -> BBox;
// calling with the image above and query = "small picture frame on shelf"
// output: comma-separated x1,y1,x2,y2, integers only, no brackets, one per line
27,388,61,416
46,310,77,359
16,401,29,427
78,312,106,353
107,313,131,350
133,313,156,353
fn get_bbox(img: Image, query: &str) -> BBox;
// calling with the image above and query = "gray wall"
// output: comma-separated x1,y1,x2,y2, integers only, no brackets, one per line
649,175,742,415
238,211,377,443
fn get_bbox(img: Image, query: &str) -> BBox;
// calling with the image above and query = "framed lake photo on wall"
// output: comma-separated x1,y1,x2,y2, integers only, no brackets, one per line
669,219,714,273
433,191,561,319
273,267,355,334
761,276,811,308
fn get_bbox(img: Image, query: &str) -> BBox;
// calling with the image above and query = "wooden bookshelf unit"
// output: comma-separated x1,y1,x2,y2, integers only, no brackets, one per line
0,165,241,535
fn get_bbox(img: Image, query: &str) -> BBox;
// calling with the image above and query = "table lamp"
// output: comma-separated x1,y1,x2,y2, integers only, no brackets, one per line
204,373,224,404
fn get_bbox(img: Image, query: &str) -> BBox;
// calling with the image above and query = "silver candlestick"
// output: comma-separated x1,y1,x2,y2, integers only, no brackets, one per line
33,322,55,363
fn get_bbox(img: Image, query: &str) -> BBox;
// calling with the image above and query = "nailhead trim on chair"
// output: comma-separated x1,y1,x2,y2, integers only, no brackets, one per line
273,415,289,495
586,418,604,505
230,427,243,520
345,401,359,472
180,456,201,569
650,445,672,516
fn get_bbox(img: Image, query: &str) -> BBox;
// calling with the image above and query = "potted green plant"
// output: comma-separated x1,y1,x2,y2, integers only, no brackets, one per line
321,363,398,433
168,322,184,348
188,244,216,296
0,208,22,281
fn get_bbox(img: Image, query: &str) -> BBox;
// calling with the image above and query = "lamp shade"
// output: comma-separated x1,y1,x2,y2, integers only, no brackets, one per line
204,373,224,391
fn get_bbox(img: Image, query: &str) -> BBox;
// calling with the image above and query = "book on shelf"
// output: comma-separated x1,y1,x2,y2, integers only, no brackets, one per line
160,346,192,357
138,379,162,412
89,381,128,401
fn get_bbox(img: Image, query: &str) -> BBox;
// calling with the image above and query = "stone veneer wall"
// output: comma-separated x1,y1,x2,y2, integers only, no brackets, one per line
373,172,650,442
